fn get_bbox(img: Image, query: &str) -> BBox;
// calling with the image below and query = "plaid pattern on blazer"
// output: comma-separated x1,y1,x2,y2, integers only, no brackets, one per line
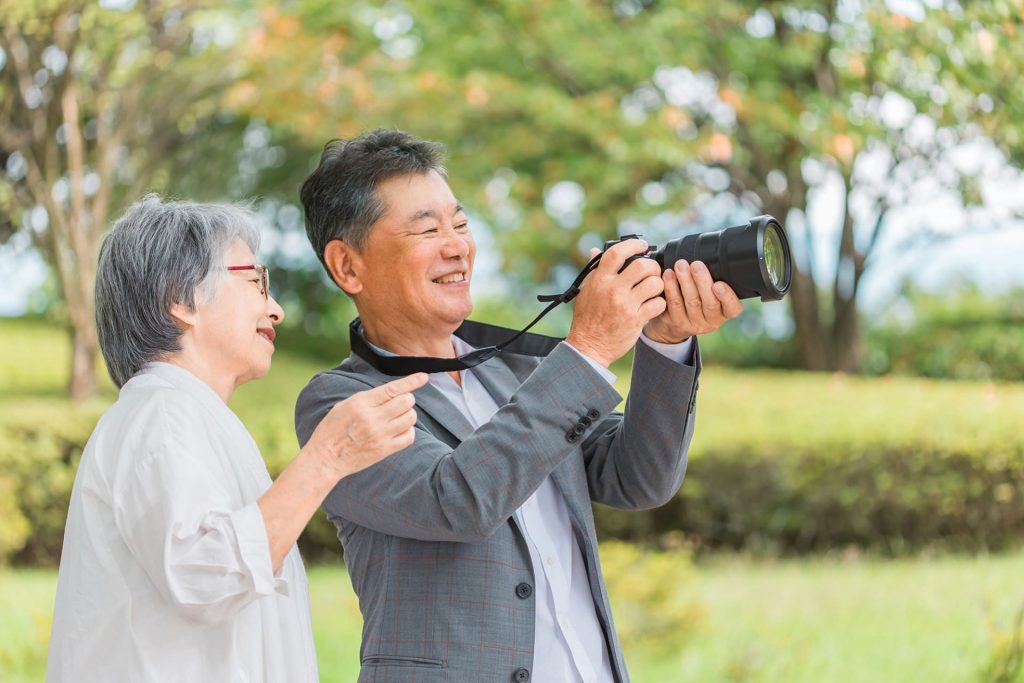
294,337,700,683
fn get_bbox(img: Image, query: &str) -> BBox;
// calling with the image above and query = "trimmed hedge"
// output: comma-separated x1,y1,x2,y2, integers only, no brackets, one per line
596,441,1024,554
4,317,1024,564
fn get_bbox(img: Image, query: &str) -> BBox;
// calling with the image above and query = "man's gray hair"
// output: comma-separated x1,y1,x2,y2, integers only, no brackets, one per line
95,195,262,387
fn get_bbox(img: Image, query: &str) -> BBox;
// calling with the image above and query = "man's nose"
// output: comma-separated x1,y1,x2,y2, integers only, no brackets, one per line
440,229,470,259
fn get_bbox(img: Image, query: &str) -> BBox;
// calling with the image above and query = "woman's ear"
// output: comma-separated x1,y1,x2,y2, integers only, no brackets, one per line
168,302,197,329
324,239,364,295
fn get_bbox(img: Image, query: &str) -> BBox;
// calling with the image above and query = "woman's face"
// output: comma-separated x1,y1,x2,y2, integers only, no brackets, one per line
189,239,284,388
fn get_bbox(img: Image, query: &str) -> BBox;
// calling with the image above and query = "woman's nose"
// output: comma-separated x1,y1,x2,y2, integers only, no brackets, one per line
267,295,285,324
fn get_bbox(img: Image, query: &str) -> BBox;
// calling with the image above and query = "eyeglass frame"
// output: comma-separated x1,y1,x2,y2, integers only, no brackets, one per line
226,264,269,299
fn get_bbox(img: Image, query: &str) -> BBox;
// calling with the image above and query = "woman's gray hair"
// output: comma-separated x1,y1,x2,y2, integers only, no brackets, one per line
95,195,262,387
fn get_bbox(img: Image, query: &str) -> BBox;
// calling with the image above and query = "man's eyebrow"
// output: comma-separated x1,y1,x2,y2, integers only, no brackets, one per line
408,203,465,222
410,208,438,222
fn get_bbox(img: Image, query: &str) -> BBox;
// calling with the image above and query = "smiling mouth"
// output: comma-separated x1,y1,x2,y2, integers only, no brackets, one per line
432,273,467,284
258,328,276,343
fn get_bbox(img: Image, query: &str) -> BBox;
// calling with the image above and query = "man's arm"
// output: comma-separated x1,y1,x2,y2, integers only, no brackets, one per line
579,338,700,510
295,342,621,543
576,251,739,509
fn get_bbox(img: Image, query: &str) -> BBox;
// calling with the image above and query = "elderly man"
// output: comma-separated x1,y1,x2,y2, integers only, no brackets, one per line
295,129,741,683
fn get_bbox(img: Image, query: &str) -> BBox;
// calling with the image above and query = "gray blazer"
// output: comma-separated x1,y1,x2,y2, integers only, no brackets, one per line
294,337,701,683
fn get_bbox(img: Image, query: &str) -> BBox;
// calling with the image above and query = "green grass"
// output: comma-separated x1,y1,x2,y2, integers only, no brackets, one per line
5,553,1024,682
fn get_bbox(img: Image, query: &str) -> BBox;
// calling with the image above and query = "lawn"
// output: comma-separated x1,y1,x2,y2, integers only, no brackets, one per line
4,553,1024,682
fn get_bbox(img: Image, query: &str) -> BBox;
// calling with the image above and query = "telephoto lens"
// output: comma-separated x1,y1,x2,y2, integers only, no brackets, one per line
608,215,792,302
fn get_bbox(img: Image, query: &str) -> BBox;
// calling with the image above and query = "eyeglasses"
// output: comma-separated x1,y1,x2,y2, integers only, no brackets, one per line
226,264,269,299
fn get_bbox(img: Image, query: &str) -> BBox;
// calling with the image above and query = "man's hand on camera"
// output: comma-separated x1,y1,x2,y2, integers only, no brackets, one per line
643,259,743,344
565,240,667,368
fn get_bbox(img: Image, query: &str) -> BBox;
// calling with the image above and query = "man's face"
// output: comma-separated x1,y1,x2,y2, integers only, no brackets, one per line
353,170,475,336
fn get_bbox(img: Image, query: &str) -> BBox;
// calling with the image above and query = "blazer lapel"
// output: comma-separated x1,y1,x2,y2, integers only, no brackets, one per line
468,357,521,407
344,353,476,443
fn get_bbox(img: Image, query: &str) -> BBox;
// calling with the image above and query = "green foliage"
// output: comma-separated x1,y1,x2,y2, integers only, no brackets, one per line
980,601,1024,683
599,540,703,655
7,317,1024,566
0,399,104,565
867,287,1024,381
231,0,1024,374
597,365,1024,554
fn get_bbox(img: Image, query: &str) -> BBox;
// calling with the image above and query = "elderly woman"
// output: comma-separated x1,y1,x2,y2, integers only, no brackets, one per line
46,197,426,682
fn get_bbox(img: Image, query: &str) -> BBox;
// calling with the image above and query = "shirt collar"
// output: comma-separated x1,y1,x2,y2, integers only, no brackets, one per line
132,361,231,412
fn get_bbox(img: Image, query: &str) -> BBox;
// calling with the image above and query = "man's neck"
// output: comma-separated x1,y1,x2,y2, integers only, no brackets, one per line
360,315,460,360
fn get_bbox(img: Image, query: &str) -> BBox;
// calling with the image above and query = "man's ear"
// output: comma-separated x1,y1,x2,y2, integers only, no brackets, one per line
324,239,364,295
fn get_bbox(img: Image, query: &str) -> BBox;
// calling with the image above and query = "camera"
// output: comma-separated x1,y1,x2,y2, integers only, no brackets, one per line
603,215,792,302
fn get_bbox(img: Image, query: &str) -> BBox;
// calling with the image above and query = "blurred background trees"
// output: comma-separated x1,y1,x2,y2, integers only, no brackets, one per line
0,0,251,398
2,0,1023,398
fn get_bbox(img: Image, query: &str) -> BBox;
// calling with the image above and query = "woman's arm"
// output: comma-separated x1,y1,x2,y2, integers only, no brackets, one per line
258,372,426,571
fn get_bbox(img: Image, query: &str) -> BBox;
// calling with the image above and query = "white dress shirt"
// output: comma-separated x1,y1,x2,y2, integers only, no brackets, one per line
422,334,692,683
47,363,318,683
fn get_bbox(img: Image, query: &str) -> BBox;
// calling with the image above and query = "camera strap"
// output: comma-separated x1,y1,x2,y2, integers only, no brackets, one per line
349,252,605,375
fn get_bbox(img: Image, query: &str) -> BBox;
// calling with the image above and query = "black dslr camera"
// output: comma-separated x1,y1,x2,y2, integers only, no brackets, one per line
603,215,792,302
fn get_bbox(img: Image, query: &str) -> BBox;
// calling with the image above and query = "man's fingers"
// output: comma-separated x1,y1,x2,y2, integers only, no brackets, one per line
690,261,722,318
639,296,667,321
662,268,690,321
597,238,650,275
371,373,429,404
631,273,665,304
620,256,662,287
715,282,743,318
674,261,706,325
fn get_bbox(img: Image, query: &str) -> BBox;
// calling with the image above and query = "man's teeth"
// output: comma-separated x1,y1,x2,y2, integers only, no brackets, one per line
433,273,466,284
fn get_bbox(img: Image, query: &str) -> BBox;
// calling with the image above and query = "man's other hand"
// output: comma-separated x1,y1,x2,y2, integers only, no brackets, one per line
643,260,743,344
565,240,667,367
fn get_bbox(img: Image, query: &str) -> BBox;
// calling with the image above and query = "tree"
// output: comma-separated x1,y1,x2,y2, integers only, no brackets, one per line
236,0,1021,373
0,0,246,398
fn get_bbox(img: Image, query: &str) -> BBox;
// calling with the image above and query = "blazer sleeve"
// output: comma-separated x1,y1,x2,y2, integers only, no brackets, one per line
294,342,622,543
579,338,701,510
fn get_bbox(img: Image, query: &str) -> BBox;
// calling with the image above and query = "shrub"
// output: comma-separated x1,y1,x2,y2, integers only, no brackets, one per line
599,541,704,654
866,287,1024,381
596,440,1024,554
6,317,1024,564
0,399,105,565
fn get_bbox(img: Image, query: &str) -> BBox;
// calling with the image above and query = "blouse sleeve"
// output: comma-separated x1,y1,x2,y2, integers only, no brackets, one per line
112,398,287,625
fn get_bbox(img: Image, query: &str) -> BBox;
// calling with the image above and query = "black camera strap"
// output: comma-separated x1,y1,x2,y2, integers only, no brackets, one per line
350,252,605,375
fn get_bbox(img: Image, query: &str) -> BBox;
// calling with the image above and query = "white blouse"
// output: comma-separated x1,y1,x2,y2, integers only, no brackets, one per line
47,363,318,683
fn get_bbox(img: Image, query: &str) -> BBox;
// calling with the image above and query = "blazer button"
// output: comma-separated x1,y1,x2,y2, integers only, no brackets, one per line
579,415,592,427
572,423,587,436
513,668,531,682
565,429,579,443
515,582,533,599
587,408,601,421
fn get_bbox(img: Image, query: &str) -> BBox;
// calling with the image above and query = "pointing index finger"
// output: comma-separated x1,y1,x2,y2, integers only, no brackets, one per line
371,373,429,404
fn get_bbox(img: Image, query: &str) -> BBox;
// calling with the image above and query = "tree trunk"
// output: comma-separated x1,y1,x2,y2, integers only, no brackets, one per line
764,195,832,371
788,269,831,370
832,293,861,373
68,317,98,400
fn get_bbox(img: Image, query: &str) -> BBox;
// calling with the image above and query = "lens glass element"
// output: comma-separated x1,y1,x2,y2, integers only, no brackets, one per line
763,225,786,290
